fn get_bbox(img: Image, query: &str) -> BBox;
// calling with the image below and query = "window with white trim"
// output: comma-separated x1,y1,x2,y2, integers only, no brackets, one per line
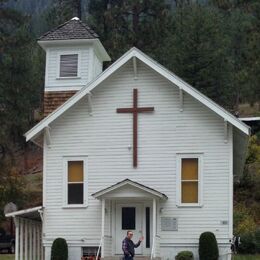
63,157,87,206
177,154,202,206
59,54,78,77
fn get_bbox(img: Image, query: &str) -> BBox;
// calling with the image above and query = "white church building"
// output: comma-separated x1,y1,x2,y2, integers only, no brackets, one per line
6,18,250,260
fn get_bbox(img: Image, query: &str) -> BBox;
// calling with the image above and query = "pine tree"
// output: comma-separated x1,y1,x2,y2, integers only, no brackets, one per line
88,0,172,60
0,3,42,157
45,0,82,28
161,4,233,107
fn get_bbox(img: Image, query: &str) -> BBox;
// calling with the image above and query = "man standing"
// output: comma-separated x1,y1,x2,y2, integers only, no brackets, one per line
122,231,144,260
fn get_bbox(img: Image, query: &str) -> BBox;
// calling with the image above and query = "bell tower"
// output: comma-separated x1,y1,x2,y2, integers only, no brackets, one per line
38,17,110,116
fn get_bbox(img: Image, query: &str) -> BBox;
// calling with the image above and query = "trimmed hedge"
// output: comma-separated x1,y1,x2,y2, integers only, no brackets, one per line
175,250,194,260
51,237,68,260
199,232,219,260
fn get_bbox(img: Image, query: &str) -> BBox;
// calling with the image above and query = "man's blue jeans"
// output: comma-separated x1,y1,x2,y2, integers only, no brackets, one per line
124,255,133,260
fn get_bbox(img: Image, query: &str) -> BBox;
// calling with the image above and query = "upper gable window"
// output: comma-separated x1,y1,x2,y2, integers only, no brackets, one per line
59,54,78,77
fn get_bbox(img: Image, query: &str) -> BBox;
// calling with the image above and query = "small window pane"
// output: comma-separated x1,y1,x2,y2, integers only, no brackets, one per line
60,54,78,77
68,161,83,182
182,158,198,180
181,181,198,203
122,207,135,230
68,183,83,204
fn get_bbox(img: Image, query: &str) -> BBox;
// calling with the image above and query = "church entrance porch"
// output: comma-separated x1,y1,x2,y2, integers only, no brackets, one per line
92,179,168,259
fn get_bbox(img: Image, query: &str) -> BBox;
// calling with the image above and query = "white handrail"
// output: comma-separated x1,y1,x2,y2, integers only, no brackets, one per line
96,237,103,260
150,236,156,260
151,235,161,259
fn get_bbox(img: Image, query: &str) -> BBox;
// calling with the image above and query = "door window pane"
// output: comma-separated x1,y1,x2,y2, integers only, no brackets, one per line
122,207,135,230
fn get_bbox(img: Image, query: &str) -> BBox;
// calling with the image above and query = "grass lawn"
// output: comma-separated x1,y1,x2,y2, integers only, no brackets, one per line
232,255,260,260
0,254,259,260
0,255,15,260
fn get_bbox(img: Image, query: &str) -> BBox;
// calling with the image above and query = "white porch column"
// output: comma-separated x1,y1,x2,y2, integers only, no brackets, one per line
41,227,43,260
101,198,106,257
33,223,37,260
29,221,33,260
24,220,28,260
37,224,41,260
14,217,19,260
19,218,23,260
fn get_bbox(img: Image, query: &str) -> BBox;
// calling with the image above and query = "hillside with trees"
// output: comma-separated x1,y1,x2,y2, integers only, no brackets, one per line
0,0,259,254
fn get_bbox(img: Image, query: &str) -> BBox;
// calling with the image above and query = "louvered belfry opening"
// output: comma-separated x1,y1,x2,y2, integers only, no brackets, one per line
59,54,78,77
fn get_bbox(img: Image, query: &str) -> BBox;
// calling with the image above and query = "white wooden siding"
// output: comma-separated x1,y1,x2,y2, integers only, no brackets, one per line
93,52,103,79
43,60,232,246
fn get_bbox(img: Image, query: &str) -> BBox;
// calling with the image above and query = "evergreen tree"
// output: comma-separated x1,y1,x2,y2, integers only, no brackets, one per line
0,2,42,157
226,10,255,109
88,0,172,60
245,1,260,105
161,4,233,107
211,0,260,108
45,0,82,28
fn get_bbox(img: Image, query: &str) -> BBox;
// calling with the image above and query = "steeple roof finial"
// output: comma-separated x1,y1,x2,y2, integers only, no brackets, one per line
39,18,99,41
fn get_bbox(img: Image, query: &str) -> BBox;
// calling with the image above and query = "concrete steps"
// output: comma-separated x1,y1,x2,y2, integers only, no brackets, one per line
103,256,160,260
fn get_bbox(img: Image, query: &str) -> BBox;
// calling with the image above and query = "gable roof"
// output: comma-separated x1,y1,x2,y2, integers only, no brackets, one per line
25,47,250,142
39,17,99,41
92,179,168,200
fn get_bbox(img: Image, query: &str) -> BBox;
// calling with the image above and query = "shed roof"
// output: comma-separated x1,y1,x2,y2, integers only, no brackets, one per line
39,17,99,41
5,206,43,221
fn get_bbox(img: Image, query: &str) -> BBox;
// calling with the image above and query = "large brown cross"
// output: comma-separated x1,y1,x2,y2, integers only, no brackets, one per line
117,89,154,168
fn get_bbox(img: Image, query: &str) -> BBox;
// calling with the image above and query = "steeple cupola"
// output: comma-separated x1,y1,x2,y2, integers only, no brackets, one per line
38,17,110,116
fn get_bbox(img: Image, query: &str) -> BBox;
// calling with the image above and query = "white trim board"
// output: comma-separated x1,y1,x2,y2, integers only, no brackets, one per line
38,38,111,62
25,47,250,142
239,117,260,121
5,206,43,218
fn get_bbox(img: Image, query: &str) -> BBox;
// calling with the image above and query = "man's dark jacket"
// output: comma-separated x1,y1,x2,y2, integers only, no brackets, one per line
122,237,141,257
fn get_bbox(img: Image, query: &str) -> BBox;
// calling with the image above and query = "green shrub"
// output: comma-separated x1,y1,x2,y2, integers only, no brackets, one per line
234,203,257,235
238,232,256,254
199,232,219,260
51,237,68,260
255,228,260,253
175,250,194,260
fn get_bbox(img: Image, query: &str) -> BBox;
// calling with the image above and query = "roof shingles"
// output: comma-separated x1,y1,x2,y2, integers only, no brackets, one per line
39,18,99,41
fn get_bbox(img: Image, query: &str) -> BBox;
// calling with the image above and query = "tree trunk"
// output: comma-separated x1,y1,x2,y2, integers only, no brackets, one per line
132,3,140,46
